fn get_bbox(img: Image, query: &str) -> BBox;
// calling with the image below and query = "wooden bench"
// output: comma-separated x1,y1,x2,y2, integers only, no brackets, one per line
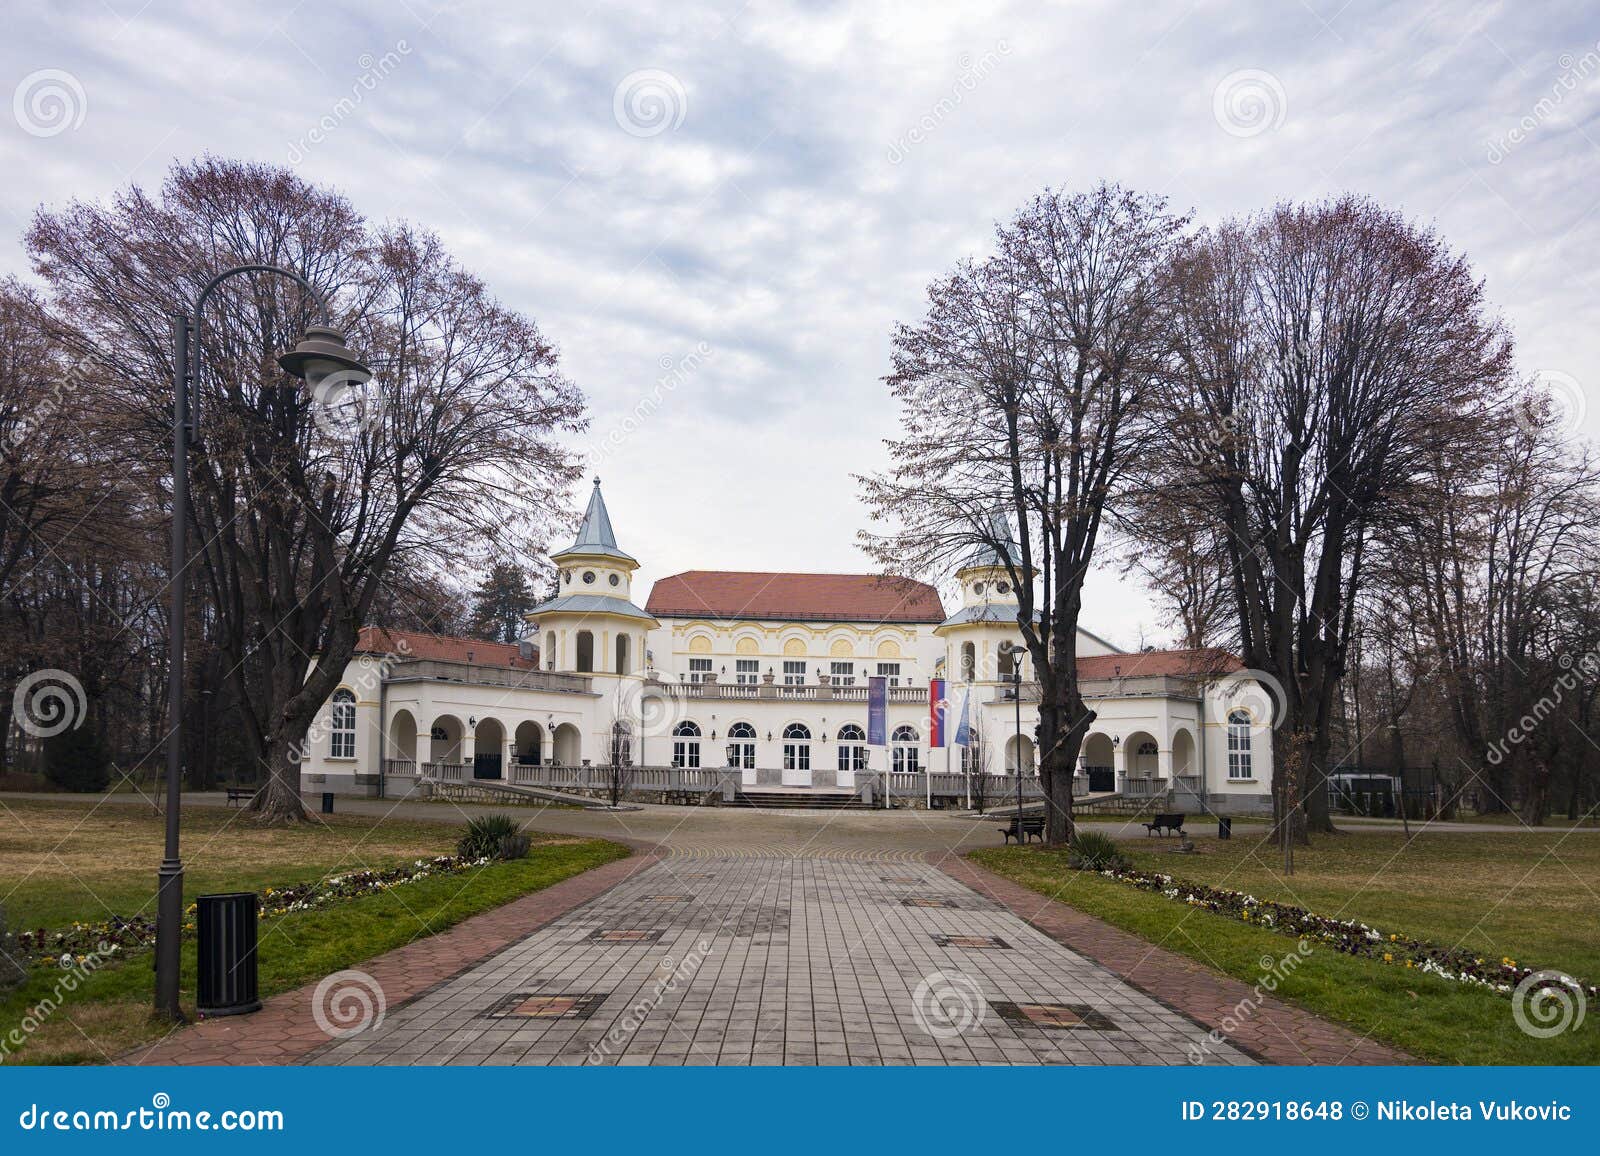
1000,815,1045,844
225,787,256,808
1143,812,1185,836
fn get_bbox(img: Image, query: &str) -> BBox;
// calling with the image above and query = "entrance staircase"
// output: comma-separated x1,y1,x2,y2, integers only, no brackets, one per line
727,787,871,811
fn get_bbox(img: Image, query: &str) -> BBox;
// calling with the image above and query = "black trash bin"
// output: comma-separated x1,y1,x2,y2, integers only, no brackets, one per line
1218,816,1232,840
196,892,262,1017
321,791,335,814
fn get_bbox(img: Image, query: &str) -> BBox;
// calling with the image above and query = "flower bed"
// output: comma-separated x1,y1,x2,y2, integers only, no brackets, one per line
1100,864,1597,1003
14,854,490,967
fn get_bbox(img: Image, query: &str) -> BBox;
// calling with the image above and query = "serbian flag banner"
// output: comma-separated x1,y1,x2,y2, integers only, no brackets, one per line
929,678,948,747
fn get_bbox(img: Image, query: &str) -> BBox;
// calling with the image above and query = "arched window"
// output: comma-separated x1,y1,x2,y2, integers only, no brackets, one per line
836,723,867,772
330,689,356,759
576,630,594,673
961,642,976,681
892,724,921,773
1227,711,1253,779
615,633,630,674
997,645,1015,679
672,720,701,769
545,631,556,670
783,723,811,771
726,721,756,769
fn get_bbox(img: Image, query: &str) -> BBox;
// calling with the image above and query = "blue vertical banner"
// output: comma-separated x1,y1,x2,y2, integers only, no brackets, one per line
867,675,887,745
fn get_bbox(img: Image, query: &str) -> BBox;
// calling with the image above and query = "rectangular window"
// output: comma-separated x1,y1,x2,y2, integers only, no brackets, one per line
735,659,759,685
1227,723,1252,780
331,730,354,759
689,657,712,684
876,662,901,687
782,660,806,686
830,661,855,686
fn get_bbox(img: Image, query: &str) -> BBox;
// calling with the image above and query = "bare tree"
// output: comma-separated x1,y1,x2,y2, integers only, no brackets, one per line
29,158,586,822
1155,197,1511,866
863,184,1185,844
1398,391,1600,823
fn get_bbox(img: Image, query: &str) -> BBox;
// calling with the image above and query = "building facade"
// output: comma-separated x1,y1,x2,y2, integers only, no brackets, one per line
300,480,1275,813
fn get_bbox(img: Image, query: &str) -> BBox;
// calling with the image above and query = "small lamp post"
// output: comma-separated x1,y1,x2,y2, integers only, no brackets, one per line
999,642,1025,830
156,265,370,1022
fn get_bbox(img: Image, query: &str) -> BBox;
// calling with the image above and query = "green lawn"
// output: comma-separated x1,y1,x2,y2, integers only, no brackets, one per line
973,828,1600,1065
0,798,628,1064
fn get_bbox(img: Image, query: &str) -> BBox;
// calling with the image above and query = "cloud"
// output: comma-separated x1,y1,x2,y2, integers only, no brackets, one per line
3,0,1597,647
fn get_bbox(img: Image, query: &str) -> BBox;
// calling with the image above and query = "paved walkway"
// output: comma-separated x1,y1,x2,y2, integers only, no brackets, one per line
99,794,1410,1066
123,845,664,1065
305,855,1250,1066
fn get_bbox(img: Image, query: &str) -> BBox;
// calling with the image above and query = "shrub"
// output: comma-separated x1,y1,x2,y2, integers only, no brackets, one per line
1067,829,1129,872
497,833,532,861
457,813,522,860
43,726,111,793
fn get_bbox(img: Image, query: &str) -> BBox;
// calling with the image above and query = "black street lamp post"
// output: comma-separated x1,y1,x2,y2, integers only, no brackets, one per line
1000,642,1024,826
156,265,370,1022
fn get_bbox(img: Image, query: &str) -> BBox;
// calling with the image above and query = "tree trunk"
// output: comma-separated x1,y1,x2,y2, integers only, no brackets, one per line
249,736,310,824
1037,686,1087,846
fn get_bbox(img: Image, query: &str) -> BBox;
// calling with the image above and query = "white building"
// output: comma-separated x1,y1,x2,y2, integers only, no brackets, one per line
300,480,1274,813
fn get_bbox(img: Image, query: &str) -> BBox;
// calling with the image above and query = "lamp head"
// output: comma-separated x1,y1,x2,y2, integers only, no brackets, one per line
278,325,372,389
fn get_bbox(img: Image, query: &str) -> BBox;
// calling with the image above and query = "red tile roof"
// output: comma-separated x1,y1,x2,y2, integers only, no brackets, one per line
355,627,538,669
645,571,947,624
1077,647,1241,679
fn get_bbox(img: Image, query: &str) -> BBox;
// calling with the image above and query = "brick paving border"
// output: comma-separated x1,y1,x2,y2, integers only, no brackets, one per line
933,853,1412,1066
120,842,663,1066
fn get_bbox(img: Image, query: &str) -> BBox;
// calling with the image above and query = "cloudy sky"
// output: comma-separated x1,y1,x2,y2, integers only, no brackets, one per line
4,1,1598,647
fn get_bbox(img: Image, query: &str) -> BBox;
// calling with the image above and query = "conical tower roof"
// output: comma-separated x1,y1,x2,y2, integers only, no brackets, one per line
965,508,1020,570
552,477,637,565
